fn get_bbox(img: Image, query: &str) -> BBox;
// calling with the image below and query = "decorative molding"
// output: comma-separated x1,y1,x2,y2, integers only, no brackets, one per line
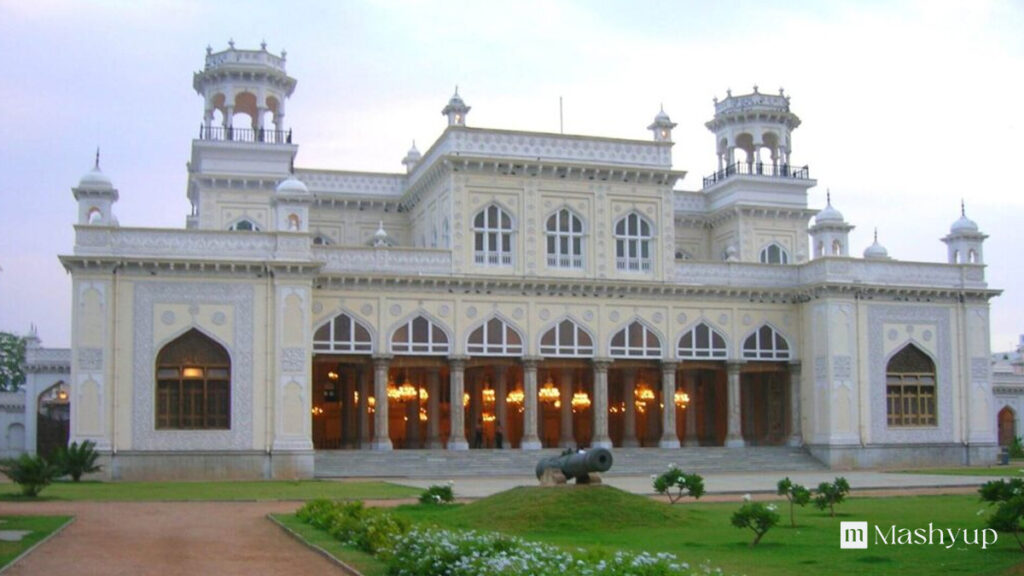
315,246,451,275
281,347,306,373
833,355,852,380
77,348,103,371
133,282,254,451
971,358,990,382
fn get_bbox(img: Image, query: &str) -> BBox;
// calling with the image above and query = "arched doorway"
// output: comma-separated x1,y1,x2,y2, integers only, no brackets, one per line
37,382,70,458
998,406,1017,447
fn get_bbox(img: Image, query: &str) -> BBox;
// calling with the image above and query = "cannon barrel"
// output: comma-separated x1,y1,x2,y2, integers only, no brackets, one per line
535,448,613,481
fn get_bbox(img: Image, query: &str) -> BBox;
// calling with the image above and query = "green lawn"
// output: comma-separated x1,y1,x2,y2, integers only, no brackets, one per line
281,487,1024,576
0,480,419,502
0,516,73,569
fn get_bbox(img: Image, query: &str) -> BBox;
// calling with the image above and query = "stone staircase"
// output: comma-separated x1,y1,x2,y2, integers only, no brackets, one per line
314,446,825,478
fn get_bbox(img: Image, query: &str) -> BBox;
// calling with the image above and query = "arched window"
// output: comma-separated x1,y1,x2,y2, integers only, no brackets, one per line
816,241,825,258
391,316,450,355
155,329,230,430
228,219,260,232
610,321,661,358
759,243,789,265
313,313,372,353
614,212,653,272
442,218,450,248
886,344,936,427
831,239,842,256
539,319,594,357
287,214,301,231
431,225,439,248
473,204,513,266
968,249,978,263
467,317,523,356
742,325,790,360
88,207,103,224
546,208,583,269
678,323,727,359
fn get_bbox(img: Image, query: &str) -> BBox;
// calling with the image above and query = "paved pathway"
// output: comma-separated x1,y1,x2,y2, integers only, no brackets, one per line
0,501,343,576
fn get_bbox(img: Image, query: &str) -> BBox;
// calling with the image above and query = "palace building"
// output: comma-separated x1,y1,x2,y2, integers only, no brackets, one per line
51,44,999,479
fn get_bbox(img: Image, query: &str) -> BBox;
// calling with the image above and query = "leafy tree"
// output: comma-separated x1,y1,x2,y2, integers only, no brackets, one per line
731,502,780,546
814,477,851,517
0,454,59,497
0,332,26,391
55,440,103,481
777,477,811,527
980,478,1024,551
1010,436,1024,459
652,464,705,504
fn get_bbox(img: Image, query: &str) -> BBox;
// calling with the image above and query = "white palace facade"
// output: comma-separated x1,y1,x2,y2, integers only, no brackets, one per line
52,44,1000,479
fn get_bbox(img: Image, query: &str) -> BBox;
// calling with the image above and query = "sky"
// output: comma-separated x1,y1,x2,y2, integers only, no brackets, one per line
1,0,1022,351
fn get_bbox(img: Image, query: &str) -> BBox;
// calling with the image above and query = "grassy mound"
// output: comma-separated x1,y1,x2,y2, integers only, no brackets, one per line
398,485,683,534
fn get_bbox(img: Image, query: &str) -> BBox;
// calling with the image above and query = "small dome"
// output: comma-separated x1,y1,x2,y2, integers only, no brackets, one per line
447,90,465,108
403,142,421,163
276,174,309,195
950,214,978,234
78,166,113,189
654,108,671,123
815,192,844,224
863,229,889,260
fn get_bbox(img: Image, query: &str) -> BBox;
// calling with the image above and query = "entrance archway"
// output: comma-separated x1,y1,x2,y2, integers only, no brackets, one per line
999,406,1017,447
37,382,69,458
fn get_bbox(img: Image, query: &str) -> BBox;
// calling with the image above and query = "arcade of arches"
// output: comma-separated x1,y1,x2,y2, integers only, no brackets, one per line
308,314,800,451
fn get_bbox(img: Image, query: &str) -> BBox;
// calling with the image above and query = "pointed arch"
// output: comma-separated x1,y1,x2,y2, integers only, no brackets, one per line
155,327,231,429
545,206,585,269
539,317,595,357
886,343,937,427
677,321,728,359
614,212,654,272
390,312,451,355
759,242,789,265
610,319,663,358
227,217,260,232
472,203,514,266
742,324,791,360
313,311,374,354
466,315,524,356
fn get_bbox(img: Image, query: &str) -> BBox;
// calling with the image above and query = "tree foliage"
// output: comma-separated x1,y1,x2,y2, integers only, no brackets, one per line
55,440,103,482
0,332,26,391
731,502,780,547
980,478,1024,551
652,465,705,504
0,454,59,497
777,476,811,527
814,477,851,517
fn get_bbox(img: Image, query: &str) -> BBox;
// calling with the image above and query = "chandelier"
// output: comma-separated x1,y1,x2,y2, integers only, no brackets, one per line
419,407,428,422
463,392,470,407
482,386,496,406
506,388,524,405
311,406,324,416
419,387,429,401
635,385,655,402
571,391,591,410
538,376,560,404
367,396,376,414
674,390,690,408
482,412,496,423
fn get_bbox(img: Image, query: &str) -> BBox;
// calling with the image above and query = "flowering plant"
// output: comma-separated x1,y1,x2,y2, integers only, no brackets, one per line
419,481,455,505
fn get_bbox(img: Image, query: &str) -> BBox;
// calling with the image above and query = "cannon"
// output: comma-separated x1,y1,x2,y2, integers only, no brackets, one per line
535,448,613,485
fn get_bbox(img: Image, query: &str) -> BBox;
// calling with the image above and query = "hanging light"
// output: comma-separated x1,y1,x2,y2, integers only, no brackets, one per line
386,384,401,401
482,412,496,423
463,392,470,407
311,406,324,416
538,375,560,404
674,390,690,409
419,387,429,401
482,385,496,406
367,396,376,414
608,401,626,414
635,385,655,402
506,388,525,405
571,391,591,410
327,370,339,380
419,407,428,422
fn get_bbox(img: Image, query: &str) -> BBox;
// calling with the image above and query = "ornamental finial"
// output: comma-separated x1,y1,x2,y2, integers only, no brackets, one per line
961,198,966,217
261,39,267,51
95,147,100,169
228,38,235,49
826,189,831,206
874,227,879,243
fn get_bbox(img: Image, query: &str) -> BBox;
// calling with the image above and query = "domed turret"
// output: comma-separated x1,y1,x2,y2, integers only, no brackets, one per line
647,105,677,142
809,191,853,258
863,229,890,260
272,167,310,232
370,220,394,247
73,150,119,226
441,87,470,127
275,173,309,196
942,201,986,264
402,141,421,173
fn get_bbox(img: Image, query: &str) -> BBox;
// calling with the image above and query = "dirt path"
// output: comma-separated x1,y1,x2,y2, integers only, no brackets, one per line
0,501,344,575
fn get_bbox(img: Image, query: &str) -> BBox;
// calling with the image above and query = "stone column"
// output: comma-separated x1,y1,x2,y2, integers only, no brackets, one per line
559,368,575,448
371,356,393,451
520,358,542,450
683,371,699,447
592,359,613,449
425,368,442,448
660,361,681,448
447,358,469,450
788,361,804,447
725,362,745,447
621,368,638,447
495,366,507,448
357,366,370,449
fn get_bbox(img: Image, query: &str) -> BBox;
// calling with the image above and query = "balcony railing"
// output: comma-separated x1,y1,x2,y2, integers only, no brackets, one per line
616,256,652,273
703,162,810,188
199,125,293,144
547,254,583,269
474,251,513,266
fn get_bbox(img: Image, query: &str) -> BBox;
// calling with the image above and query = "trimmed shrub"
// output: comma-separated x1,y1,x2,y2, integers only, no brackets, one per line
0,453,59,497
652,465,705,504
55,440,103,481
814,477,851,517
731,502,780,547
980,478,1024,551
419,482,455,505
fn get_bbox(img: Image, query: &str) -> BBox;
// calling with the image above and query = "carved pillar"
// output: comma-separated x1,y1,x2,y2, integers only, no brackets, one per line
559,368,574,448
683,371,699,447
660,361,681,448
447,358,469,450
371,356,392,451
621,368,638,447
520,358,542,450
495,366,507,449
788,361,803,447
725,362,745,447
592,359,613,449
425,368,442,449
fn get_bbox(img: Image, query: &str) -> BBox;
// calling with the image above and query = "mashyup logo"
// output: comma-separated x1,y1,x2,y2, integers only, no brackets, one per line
841,521,998,550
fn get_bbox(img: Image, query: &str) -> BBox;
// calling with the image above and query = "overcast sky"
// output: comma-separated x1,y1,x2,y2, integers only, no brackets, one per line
1,0,1022,351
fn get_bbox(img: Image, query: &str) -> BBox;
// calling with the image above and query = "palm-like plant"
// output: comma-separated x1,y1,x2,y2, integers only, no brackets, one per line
55,440,102,482
0,454,59,497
